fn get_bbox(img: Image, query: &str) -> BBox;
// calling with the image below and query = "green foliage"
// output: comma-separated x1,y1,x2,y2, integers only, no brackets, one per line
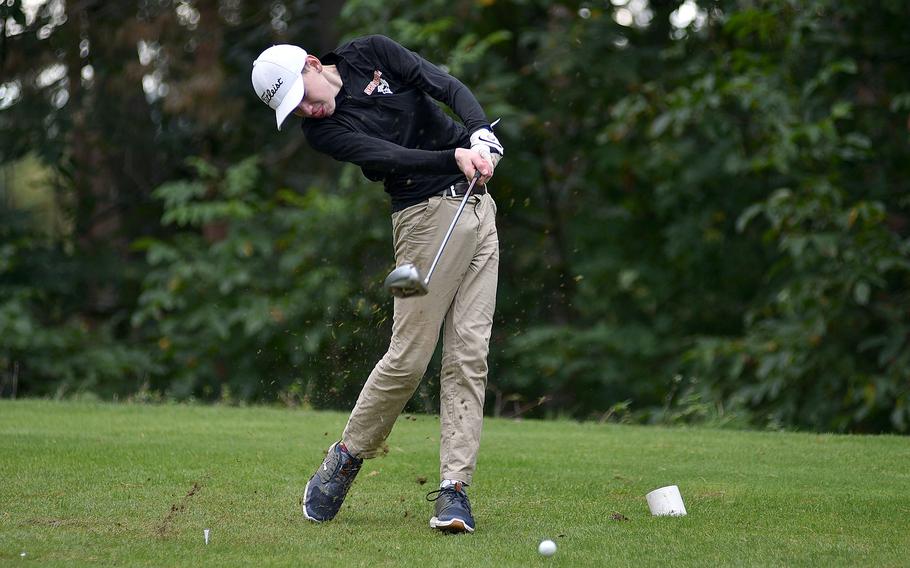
132,157,392,406
3,0,909,432
0,209,156,398
607,0,910,432
690,181,910,432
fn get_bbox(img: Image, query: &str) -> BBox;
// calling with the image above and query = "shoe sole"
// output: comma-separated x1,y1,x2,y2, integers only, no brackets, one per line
302,478,325,523
302,442,341,523
429,516,474,533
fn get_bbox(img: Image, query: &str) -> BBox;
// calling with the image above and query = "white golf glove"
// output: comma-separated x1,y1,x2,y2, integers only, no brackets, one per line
470,126,504,170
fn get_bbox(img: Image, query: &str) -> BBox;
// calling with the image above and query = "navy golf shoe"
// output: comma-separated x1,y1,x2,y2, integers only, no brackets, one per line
427,481,475,533
302,442,363,522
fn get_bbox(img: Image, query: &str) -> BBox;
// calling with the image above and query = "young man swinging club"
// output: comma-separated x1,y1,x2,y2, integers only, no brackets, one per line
251,34,503,533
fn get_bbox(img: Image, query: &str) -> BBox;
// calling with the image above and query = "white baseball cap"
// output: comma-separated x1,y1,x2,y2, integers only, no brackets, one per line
251,45,308,131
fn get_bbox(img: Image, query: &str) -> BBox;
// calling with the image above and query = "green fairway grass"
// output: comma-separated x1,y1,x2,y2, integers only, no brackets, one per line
1,400,908,567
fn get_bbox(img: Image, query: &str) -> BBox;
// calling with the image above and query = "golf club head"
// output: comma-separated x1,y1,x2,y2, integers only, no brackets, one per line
384,263,429,298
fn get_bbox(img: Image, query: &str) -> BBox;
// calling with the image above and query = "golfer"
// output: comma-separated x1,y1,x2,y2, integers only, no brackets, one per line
251,34,502,534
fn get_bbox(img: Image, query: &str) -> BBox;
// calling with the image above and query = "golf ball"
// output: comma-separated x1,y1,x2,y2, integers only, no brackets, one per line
538,539,557,556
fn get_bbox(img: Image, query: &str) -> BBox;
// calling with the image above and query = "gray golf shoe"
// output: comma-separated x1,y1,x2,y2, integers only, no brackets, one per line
302,442,363,522
427,481,475,533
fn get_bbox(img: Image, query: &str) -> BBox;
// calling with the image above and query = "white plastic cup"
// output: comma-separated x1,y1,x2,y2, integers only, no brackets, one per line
646,485,687,516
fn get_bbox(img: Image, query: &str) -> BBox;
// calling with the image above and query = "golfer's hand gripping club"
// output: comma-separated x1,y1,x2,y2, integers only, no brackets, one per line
383,171,483,298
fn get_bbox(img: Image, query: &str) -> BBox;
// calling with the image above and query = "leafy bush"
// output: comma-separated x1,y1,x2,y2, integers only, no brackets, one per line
132,157,394,406
4,0,909,433
0,209,156,398
610,1,910,432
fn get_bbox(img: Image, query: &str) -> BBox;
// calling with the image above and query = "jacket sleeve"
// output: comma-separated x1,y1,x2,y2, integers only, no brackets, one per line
304,121,461,175
367,35,490,134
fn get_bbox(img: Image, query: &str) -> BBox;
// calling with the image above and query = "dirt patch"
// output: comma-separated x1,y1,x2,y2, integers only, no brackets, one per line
156,479,205,537
24,517,89,528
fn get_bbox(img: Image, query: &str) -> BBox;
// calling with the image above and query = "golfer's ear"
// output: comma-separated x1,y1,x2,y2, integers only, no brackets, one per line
305,54,322,73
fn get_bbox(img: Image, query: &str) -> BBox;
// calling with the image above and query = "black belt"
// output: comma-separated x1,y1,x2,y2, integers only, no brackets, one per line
438,180,487,198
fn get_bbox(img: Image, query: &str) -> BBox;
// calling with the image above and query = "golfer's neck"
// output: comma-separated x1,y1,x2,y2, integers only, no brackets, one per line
323,65,343,98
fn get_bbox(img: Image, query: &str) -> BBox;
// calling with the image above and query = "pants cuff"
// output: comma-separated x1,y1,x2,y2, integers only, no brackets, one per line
341,440,377,460
441,472,472,485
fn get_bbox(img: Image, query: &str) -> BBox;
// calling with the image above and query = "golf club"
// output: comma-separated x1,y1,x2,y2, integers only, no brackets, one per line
384,170,483,298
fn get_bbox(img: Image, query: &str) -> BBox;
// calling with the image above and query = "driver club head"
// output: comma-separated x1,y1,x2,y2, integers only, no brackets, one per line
384,263,429,298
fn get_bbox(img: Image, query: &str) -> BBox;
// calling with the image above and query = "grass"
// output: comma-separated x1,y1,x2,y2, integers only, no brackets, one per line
1,400,908,567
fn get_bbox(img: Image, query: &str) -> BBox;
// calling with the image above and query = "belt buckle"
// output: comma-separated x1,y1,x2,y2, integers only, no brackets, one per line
449,184,457,197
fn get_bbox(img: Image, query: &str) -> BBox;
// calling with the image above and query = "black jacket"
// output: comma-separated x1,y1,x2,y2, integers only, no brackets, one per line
301,35,491,212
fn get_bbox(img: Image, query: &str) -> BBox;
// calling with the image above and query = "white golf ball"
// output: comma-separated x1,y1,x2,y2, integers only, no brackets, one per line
538,539,557,556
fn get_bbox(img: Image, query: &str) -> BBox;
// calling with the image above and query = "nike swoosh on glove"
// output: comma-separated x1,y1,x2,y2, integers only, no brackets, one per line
470,127,504,169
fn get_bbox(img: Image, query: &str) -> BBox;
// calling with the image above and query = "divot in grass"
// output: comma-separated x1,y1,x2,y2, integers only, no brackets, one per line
156,478,207,537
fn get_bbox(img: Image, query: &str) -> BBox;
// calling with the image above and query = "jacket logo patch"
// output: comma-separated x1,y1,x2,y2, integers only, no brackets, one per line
363,70,393,95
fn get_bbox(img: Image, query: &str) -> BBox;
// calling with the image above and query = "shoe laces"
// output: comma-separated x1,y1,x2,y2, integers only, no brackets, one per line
338,460,359,482
322,446,362,489
426,485,471,513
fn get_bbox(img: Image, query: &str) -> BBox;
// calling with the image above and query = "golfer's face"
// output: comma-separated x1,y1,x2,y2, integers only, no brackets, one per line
294,71,335,119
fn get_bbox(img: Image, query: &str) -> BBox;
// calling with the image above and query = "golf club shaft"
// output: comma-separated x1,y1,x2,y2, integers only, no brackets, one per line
423,171,482,286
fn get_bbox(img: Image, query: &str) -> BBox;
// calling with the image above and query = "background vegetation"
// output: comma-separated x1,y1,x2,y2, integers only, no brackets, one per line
2,0,908,433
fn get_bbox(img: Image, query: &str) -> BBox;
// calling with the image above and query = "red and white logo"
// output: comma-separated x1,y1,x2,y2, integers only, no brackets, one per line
363,70,393,95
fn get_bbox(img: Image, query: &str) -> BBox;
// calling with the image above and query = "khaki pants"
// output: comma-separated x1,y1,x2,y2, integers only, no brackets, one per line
342,192,499,485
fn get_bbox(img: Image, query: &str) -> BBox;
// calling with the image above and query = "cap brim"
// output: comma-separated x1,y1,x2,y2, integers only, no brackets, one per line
275,74,305,131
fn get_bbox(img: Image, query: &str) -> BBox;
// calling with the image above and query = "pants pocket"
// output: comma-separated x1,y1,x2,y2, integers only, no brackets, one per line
393,197,443,266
